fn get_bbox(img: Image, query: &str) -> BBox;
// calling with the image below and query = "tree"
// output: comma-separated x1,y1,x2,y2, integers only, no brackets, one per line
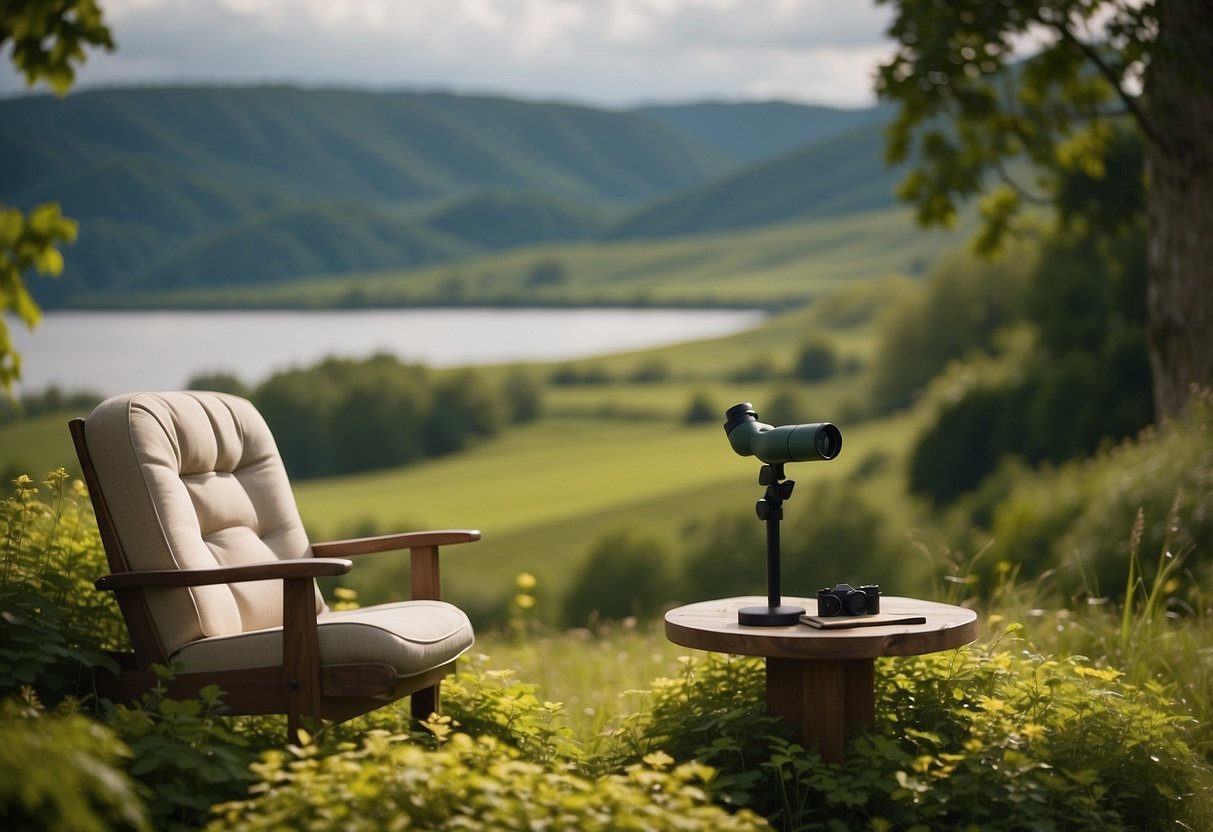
1,0,113,392
876,0,1213,420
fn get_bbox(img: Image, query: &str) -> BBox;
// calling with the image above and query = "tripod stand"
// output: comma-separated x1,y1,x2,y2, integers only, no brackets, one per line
738,462,805,626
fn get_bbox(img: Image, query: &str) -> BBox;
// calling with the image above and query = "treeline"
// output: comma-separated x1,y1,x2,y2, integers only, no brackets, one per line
190,355,541,479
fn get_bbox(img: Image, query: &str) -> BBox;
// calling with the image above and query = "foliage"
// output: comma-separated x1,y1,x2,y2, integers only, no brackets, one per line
870,241,1034,413
875,0,1153,245
875,0,1213,419
907,227,1151,507
624,639,1206,831
0,385,101,424
562,528,673,627
0,693,149,832
0,203,78,391
683,390,717,424
792,338,837,382
983,386,1213,597
0,468,123,700
102,676,260,831
210,728,768,832
2,0,113,94
250,354,530,478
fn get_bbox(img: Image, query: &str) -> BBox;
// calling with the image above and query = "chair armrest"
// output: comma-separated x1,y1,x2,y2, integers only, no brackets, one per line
310,530,480,558
95,558,354,591
312,529,480,603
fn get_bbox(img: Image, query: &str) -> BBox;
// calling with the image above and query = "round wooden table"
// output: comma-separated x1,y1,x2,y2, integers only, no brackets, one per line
664,595,978,762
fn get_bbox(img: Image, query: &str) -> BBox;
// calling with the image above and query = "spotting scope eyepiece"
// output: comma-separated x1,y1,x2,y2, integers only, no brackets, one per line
723,402,842,465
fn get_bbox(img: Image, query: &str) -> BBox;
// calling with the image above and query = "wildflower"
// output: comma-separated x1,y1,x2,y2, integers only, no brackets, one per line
1021,723,1047,740
978,696,1008,713
1074,665,1123,682
516,572,537,591
643,750,675,770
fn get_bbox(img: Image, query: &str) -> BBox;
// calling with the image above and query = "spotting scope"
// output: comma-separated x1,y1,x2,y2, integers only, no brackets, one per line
723,402,842,465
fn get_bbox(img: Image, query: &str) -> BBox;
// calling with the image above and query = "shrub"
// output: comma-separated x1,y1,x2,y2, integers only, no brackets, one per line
985,387,1213,597
562,528,673,627
792,338,836,382
683,391,717,424
624,636,1207,831
0,695,149,832
501,368,544,422
870,242,1033,414
0,470,124,701
210,730,769,832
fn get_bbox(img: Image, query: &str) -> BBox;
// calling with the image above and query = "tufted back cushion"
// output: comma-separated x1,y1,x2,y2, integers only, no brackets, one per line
84,392,325,654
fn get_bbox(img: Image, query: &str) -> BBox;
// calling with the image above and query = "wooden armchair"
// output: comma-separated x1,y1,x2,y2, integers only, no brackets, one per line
70,391,480,740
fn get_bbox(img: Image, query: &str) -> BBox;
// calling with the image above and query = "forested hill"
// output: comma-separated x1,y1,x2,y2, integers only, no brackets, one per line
0,86,895,303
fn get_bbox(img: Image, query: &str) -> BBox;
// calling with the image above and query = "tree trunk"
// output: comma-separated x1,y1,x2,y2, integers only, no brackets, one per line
1143,0,1213,420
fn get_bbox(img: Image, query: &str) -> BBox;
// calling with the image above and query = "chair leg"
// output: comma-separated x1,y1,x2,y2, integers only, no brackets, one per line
411,683,439,722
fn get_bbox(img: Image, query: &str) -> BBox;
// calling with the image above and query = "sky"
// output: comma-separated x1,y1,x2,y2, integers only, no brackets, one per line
0,0,898,109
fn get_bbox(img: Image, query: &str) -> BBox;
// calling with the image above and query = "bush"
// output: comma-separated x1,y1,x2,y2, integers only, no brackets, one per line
683,391,717,424
985,387,1213,597
0,696,149,832
252,354,518,478
562,529,673,627
0,470,124,701
624,636,1207,831
211,730,768,832
870,242,1033,414
792,339,836,382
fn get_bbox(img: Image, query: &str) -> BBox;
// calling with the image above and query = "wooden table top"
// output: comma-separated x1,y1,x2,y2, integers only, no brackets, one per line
665,596,979,661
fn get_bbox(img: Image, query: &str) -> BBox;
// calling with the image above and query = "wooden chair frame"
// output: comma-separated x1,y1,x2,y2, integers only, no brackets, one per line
70,417,480,739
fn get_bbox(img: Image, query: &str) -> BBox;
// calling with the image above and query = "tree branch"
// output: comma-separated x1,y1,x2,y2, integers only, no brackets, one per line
1052,9,1172,155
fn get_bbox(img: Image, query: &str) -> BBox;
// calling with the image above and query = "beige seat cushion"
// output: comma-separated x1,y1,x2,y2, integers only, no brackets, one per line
171,600,474,676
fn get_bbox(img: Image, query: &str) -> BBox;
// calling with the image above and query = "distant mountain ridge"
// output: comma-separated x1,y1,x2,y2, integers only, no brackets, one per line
635,100,895,164
0,86,897,303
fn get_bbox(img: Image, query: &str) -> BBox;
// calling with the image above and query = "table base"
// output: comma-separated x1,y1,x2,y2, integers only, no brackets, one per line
766,657,875,763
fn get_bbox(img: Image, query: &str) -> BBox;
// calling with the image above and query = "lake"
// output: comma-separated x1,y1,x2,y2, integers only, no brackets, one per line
10,308,766,396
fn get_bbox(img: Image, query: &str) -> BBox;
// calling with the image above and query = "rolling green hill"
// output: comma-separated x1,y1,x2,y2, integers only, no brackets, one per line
130,202,472,289
607,123,905,239
2,86,736,300
425,192,612,250
633,100,894,164
1,86,916,306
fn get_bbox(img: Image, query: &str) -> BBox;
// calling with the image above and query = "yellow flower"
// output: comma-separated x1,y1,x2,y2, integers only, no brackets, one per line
1075,665,1123,682
643,750,675,770
1022,723,1047,740
964,738,984,753
514,593,535,610
979,697,1008,713
516,572,537,591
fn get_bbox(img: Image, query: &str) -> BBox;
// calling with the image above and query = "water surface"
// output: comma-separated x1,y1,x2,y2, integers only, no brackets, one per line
11,308,765,396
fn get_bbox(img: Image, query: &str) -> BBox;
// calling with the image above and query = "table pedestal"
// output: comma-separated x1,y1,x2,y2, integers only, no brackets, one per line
766,657,874,762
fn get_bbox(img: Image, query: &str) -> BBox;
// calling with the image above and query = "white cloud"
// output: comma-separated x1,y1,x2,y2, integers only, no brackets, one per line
1,0,895,107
